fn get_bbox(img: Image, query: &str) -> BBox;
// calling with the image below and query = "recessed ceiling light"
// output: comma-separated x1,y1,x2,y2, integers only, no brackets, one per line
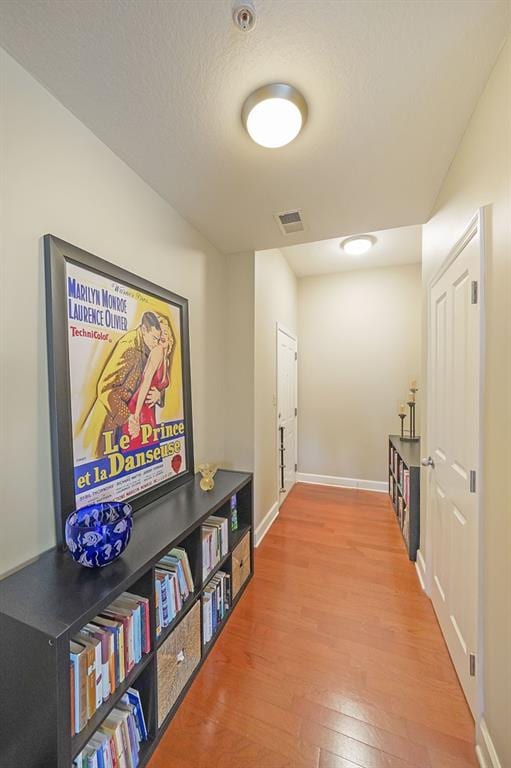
242,83,308,148
340,235,376,255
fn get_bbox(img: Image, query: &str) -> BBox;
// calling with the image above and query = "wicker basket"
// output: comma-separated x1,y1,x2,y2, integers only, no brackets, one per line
232,532,251,599
157,600,201,727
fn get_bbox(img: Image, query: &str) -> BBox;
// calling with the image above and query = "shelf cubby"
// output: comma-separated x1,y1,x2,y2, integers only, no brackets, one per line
388,435,420,561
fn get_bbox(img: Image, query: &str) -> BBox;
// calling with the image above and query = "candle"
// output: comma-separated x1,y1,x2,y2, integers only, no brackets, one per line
399,404,406,415
410,379,417,390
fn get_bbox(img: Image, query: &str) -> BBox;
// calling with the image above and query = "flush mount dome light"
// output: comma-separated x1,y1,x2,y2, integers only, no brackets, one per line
242,83,308,148
340,235,376,256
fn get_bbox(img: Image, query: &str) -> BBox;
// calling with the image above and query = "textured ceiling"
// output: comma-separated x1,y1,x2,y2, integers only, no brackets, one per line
281,225,421,277
0,1,509,254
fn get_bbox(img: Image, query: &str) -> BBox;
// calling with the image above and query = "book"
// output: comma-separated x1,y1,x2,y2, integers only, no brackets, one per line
82,623,112,700
110,597,142,664
155,570,171,628
155,575,162,636
154,547,195,636
72,635,96,720
70,640,88,734
92,615,125,685
77,630,103,711
126,688,148,742
116,592,151,656
70,660,75,735
202,570,230,644
202,515,228,579
159,554,189,600
403,469,410,507
156,561,182,612
170,547,194,593
70,689,145,768
69,589,152,738
230,494,238,531
101,606,134,675
205,516,229,557
202,592,212,644
201,528,213,579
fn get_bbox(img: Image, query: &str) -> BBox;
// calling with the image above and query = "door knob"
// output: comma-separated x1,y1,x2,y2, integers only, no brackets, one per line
421,456,435,468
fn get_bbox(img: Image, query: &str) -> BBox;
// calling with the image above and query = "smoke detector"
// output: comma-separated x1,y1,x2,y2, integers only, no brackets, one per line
233,3,256,32
274,209,305,235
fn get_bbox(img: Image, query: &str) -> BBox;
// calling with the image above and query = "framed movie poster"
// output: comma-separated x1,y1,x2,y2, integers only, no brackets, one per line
44,235,194,544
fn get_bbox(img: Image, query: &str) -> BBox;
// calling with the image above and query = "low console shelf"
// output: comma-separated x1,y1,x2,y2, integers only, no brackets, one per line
0,470,253,768
388,435,420,560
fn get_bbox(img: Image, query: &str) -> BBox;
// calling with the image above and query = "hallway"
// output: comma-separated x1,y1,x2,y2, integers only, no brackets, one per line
148,484,476,768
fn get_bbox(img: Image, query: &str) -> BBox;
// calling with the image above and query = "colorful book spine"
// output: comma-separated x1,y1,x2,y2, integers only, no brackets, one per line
70,594,151,732
155,547,195,636
202,570,230,645
74,689,147,768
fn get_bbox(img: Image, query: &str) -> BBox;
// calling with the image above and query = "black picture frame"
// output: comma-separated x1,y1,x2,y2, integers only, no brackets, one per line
44,234,195,546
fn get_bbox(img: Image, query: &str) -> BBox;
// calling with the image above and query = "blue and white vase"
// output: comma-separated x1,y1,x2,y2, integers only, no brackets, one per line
65,501,133,568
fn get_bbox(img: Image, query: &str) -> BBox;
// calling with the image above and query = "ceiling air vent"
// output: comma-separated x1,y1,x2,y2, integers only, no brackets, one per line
275,209,305,235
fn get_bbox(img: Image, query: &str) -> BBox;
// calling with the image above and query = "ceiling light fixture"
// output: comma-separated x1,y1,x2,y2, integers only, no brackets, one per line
242,83,308,148
340,235,376,255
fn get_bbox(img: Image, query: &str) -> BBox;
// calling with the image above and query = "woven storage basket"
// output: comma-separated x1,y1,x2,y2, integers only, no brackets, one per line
231,532,251,599
157,600,201,727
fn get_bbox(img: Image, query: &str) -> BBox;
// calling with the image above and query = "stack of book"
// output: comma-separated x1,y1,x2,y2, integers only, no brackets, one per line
202,570,230,644
399,460,405,488
202,516,229,580
403,468,410,507
154,547,194,637
70,593,150,734
72,687,147,768
389,445,395,475
402,504,409,544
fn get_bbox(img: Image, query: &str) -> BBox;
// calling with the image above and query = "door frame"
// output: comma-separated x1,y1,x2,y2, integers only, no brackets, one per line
276,322,298,506
423,207,487,720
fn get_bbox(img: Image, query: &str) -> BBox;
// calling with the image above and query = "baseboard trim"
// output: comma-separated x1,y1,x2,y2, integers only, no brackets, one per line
476,718,502,768
296,472,387,493
255,501,279,547
476,745,489,768
415,548,427,591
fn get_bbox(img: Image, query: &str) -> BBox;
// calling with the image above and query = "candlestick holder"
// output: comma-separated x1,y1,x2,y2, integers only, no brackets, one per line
401,398,420,442
399,413,406,439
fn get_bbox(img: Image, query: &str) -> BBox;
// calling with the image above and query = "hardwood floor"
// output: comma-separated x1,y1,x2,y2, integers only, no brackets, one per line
148,483,476,768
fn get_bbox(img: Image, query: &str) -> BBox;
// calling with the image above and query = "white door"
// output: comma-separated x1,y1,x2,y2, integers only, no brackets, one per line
277,325,297,504
427,213,482,715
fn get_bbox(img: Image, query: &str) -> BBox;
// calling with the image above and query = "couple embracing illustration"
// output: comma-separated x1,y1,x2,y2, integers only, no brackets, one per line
80,311,176,458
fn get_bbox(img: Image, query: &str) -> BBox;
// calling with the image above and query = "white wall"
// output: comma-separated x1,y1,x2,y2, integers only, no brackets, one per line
0,49,232,576
254,249,297,528
223,251,255,473
297,264,421,484
422,39,510,768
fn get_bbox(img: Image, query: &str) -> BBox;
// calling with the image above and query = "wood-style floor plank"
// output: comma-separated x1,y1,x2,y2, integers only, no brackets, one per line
148,483,476,768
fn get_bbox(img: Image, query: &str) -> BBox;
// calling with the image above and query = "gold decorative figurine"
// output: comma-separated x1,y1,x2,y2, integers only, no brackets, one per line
198,463,218,491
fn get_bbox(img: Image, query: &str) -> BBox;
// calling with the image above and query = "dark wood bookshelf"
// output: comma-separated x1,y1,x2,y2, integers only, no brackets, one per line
0,469,253,768
388,435,420,560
